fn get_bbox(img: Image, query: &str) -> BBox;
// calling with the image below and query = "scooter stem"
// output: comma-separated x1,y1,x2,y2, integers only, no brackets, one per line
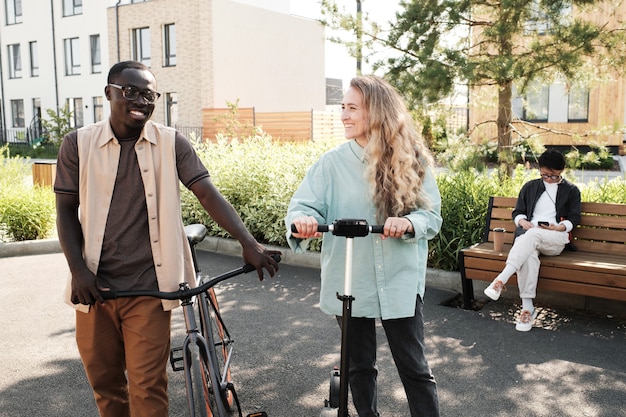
338,236,355,417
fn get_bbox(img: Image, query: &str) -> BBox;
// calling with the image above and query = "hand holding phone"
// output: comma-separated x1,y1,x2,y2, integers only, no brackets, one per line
538,221,549,227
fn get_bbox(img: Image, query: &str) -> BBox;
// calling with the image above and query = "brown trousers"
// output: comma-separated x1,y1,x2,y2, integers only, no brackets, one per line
76,297,171,417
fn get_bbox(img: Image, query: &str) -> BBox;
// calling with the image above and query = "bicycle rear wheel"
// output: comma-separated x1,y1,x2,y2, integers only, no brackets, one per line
187,341,227,417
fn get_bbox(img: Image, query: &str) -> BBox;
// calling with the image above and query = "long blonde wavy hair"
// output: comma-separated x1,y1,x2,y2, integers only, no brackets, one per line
350,76,434,223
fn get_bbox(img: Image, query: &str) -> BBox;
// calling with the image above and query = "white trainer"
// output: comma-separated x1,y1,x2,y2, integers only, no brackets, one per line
483,279,505,301
515,309,538,332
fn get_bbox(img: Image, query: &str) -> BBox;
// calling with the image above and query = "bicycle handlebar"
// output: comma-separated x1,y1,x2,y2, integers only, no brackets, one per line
290,219,384,237
101,253,281,301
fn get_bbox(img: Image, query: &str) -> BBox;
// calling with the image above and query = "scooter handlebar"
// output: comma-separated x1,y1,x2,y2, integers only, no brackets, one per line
290,219,383,237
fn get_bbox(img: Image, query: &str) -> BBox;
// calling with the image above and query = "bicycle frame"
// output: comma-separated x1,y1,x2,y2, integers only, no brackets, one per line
101,224,278,417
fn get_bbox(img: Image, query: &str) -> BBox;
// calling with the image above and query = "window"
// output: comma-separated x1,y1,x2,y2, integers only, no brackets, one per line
63,0,82,16
90,35,101,74
524,0,572,35
163,24,176,66
6,0,22,24
64,37,81,75
522,83,549,122
93,96,103,122
29,41,39,77
165,93,178,126
67,97,84,128
11,99,25,127
132,27,151,67
567,87,589,122
8,44,22,79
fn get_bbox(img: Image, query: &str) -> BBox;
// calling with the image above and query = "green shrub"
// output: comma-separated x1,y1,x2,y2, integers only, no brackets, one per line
0,145,31,188
181,133,331,248
0,146,56,241
431,166,531,270
0,186,55,241
565,144,615,170
580,176,626,203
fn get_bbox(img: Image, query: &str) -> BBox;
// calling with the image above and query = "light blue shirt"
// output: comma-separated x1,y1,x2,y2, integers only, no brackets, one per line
285,140,442,319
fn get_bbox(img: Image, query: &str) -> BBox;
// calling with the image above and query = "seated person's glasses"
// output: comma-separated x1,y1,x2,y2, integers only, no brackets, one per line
109,84,161,104
540,173,562,180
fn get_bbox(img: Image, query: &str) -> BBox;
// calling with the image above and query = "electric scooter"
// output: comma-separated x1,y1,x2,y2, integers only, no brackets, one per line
292,219,383,417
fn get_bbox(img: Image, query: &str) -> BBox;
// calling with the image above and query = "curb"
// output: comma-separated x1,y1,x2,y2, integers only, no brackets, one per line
0,238,62,258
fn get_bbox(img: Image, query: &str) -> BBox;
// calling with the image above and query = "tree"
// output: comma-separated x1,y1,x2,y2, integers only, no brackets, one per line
321,0,626,176
41,105,73,146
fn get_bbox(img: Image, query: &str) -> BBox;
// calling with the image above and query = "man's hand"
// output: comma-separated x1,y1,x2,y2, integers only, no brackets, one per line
241,243,281,281
70,268,108,305
520,219,534,230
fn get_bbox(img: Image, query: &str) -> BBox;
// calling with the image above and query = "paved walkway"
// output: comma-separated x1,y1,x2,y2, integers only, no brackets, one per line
1,250,624,417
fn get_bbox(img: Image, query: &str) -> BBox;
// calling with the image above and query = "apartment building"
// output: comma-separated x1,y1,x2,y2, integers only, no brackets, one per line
0,0,326,142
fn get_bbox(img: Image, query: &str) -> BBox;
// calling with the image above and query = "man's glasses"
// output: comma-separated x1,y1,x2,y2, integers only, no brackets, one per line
540,173,562,181
109,84,161,104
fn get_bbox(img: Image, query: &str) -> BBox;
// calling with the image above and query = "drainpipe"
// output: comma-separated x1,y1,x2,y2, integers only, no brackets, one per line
356,0,362,75
0,34,6,138
116,0,122,62
50,0,60,111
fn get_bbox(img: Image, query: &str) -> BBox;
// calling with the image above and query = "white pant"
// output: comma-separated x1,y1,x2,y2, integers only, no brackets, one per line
506,228,570,298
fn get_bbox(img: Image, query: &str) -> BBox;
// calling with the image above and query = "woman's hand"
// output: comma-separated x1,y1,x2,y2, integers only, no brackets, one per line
383,217,413,239
291,216,322,239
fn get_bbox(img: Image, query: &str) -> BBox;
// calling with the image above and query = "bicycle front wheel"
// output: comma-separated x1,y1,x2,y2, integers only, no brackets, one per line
199,288,239,414
187,342,227,417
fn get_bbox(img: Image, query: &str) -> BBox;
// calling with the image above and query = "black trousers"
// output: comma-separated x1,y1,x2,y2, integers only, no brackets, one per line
337,296,440,417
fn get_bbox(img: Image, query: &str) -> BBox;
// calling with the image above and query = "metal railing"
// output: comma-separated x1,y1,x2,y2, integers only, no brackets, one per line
0,127,48,145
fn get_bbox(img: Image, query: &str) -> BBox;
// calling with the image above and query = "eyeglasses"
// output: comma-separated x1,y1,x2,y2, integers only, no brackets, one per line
108,83,161,104
540,173,562,181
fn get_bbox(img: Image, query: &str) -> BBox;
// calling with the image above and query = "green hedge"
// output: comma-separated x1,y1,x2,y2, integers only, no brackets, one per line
181,134,330,250
2,141,625,273
181,138,626,272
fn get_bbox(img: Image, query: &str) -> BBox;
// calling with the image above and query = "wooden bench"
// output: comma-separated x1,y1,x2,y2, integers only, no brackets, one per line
459,196,626,309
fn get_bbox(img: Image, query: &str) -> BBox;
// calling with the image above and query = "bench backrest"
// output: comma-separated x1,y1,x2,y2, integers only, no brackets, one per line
484,196,626,256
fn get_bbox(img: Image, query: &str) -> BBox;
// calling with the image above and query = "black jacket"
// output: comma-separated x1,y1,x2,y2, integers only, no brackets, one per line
512,177,581,227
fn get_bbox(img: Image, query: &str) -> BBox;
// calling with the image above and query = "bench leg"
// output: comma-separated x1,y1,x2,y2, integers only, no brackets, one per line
459,255,474,309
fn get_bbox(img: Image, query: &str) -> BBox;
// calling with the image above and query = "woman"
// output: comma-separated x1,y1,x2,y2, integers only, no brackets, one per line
285,76,442,417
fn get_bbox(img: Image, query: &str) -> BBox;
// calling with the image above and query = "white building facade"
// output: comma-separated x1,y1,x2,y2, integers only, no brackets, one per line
0,0,325,142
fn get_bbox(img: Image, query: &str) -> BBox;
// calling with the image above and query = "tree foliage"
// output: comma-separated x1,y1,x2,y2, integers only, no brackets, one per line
41,105,74,145
321,0,626,176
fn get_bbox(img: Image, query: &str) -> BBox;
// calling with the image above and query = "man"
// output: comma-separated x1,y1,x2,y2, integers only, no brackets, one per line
483,149,581,331
54,61,279,417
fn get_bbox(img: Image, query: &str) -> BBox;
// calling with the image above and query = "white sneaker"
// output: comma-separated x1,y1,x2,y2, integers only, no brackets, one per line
484,279,505,300
515,309,538,332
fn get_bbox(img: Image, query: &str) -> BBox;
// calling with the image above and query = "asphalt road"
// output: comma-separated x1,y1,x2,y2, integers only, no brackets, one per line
1,250,625,417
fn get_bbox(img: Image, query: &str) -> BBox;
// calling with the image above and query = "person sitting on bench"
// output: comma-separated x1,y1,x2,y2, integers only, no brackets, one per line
483,150,581,331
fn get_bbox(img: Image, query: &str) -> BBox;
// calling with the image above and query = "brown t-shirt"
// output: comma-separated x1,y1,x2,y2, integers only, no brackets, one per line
55,129,209,292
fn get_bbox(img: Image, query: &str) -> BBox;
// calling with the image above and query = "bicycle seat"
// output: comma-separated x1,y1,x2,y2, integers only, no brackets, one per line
184,223,208,245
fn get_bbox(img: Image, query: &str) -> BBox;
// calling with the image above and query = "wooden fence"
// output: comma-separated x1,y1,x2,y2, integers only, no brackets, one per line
202,107,344,142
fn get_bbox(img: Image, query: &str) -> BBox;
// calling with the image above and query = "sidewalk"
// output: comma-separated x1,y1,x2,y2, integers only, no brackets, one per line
1,247,625,417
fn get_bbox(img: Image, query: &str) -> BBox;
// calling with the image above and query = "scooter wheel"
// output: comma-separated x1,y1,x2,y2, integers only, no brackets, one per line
329,366,341,408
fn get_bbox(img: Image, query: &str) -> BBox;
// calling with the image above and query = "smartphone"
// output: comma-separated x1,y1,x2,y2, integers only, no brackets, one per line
538,221,549,227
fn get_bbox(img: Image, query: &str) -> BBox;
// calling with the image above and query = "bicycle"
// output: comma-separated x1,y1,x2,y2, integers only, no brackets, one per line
102,223,278,417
